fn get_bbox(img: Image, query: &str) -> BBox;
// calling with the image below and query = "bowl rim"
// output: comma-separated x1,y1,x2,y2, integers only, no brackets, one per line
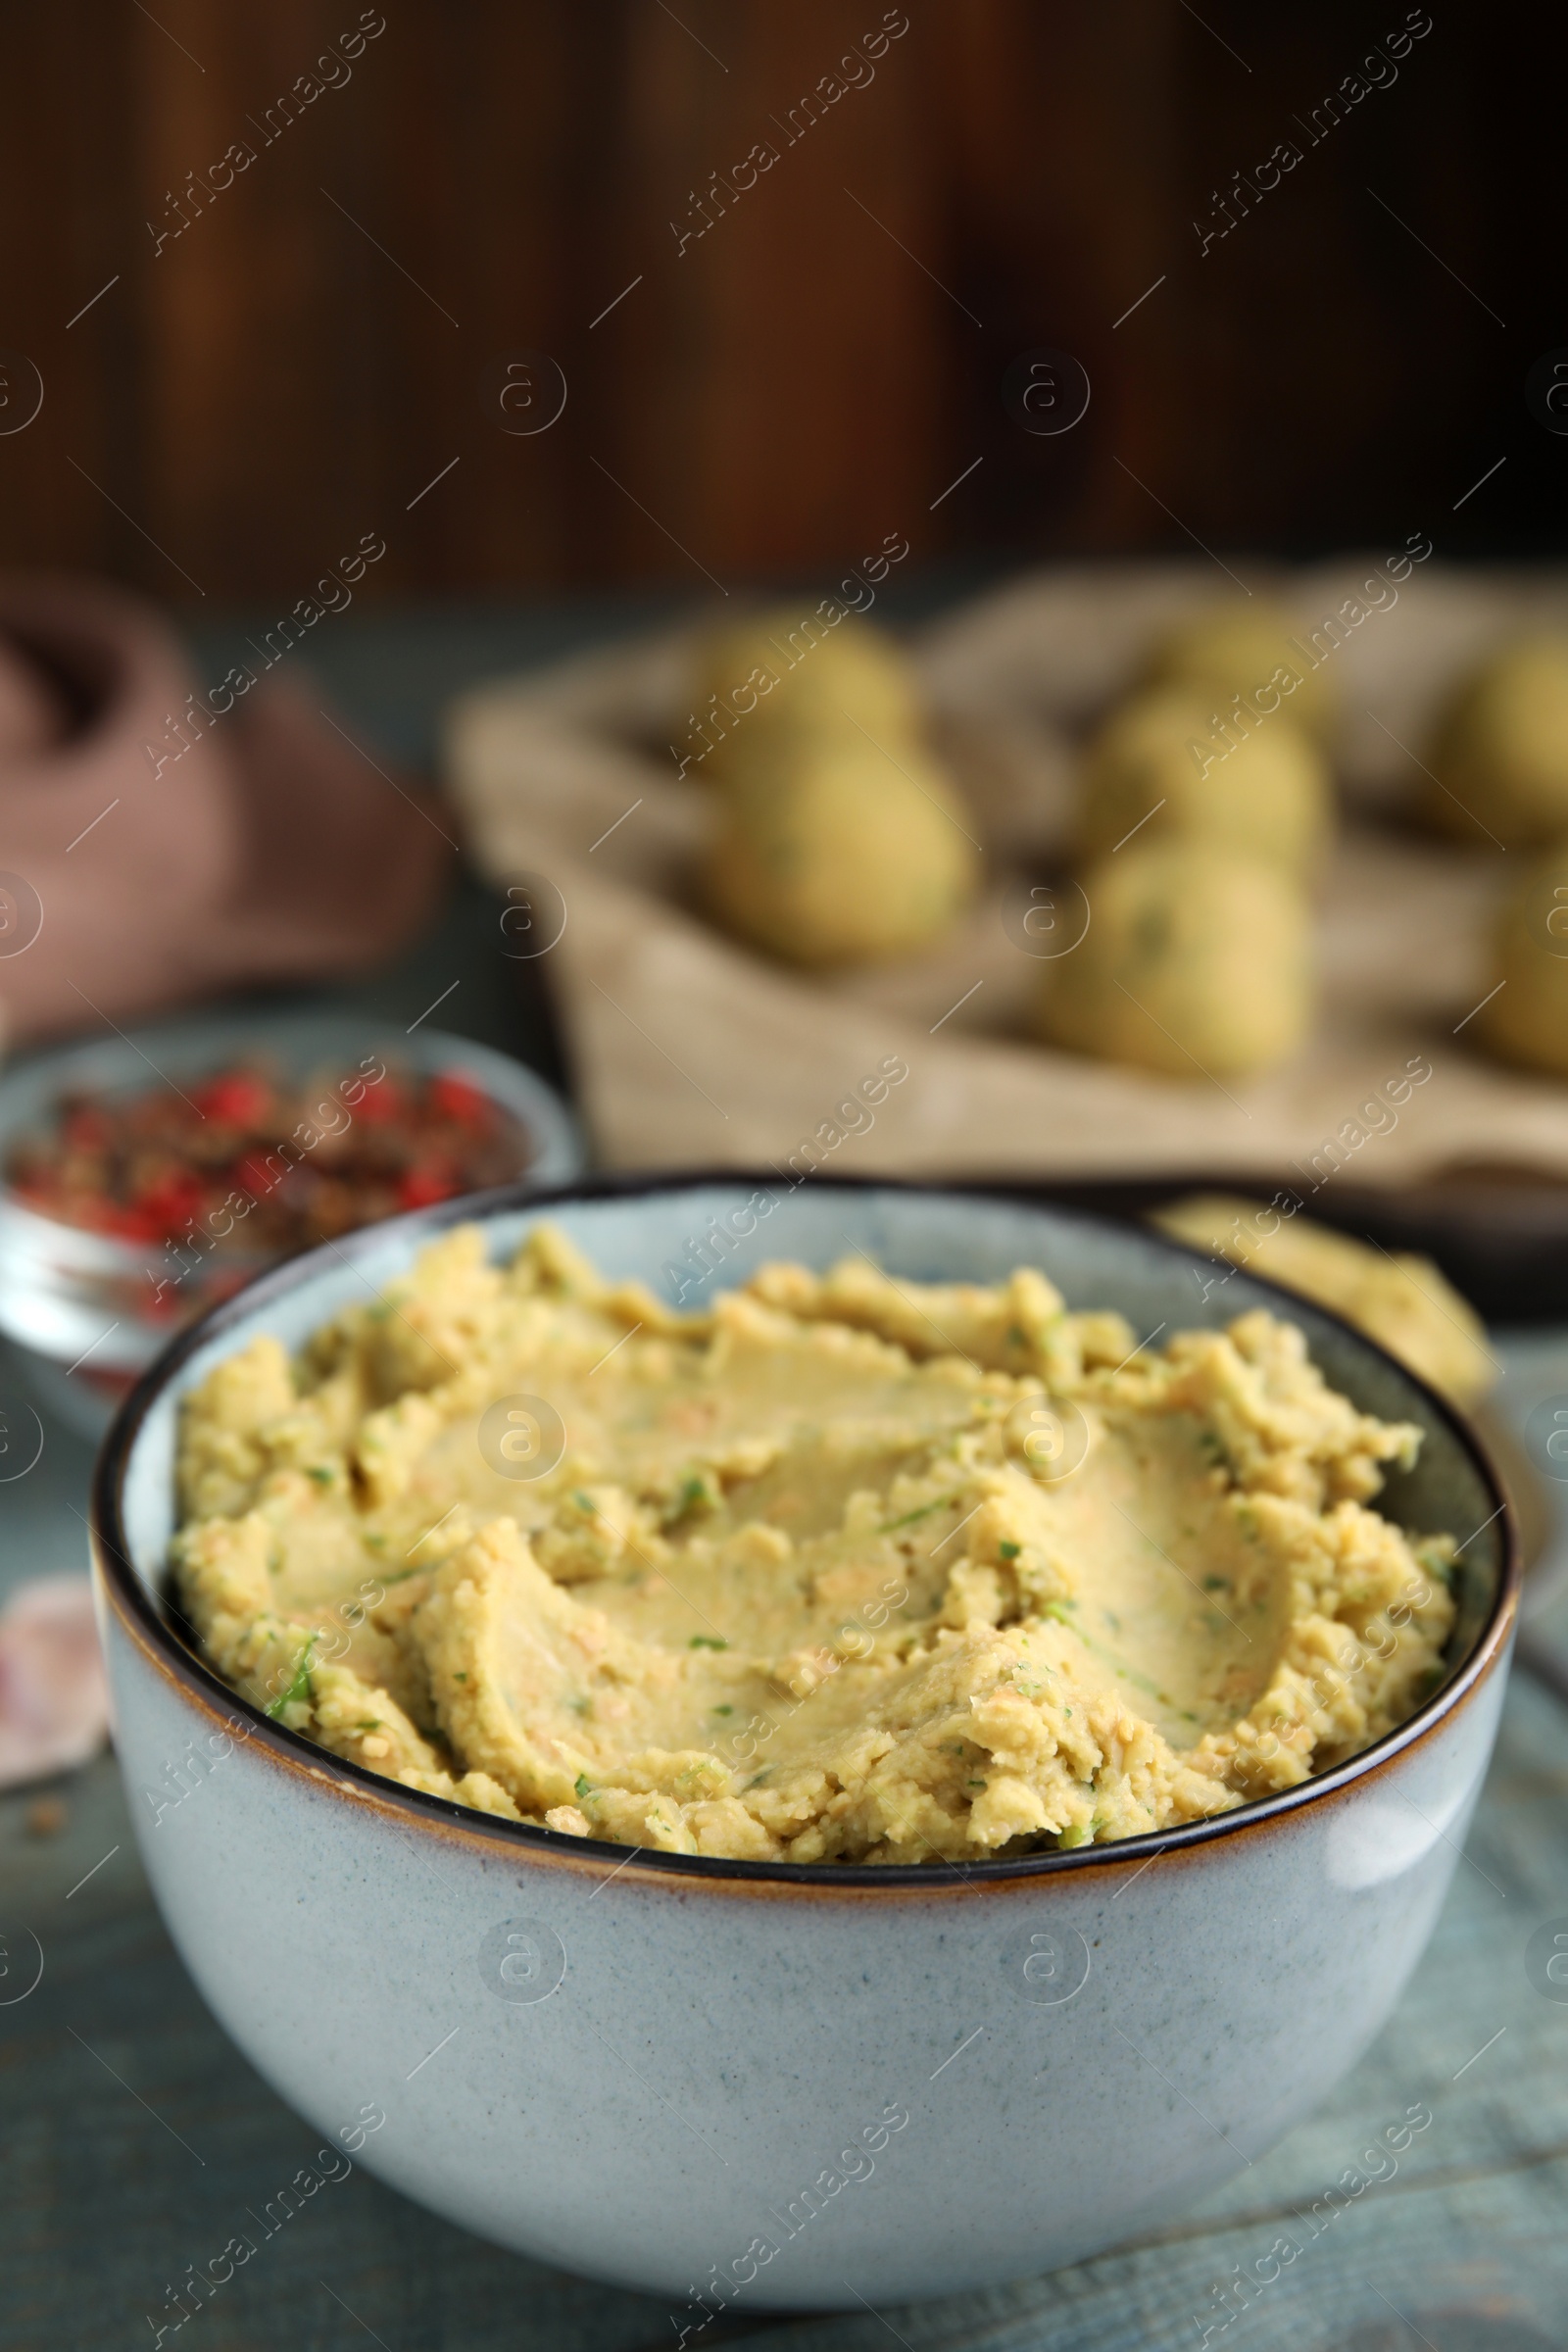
91,1167,1521,1893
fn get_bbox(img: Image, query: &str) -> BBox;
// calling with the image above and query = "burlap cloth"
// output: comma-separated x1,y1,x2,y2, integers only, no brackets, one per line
443,561,1568,1184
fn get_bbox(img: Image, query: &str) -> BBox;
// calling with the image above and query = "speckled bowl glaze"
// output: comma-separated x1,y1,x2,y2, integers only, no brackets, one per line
92,1177,1517,2313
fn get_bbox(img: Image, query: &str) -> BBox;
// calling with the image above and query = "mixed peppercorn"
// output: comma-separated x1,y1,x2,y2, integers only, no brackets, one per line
5,1057,535,1263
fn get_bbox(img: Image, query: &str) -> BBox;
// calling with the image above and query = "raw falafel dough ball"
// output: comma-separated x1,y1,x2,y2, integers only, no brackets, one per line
692,610,923,776
1476,839,1568,1075
1079,687,1332,873
705,732,978,966
1423,635,1568,848
1035,839,1313,1080
1153,1194,1494,1407
1142,603,1335,740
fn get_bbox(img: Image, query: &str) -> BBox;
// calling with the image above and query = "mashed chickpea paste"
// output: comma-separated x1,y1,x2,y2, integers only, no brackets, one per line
172,1225,1456,1864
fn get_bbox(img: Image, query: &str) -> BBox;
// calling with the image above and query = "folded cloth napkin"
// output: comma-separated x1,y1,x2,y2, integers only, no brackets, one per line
0,575,452,1044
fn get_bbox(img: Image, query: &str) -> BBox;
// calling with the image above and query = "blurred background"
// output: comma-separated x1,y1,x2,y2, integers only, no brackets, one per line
1,0,1555,600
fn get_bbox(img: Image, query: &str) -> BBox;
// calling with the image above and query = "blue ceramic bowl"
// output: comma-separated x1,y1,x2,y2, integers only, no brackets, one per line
91,1176,1517,2311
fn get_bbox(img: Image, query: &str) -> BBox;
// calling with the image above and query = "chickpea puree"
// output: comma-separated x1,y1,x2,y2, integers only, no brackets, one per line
172,1224,1455,1864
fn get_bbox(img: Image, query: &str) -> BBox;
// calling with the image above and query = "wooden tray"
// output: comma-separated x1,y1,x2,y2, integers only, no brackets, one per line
980,1171,1568,1328
507,943,1568,1325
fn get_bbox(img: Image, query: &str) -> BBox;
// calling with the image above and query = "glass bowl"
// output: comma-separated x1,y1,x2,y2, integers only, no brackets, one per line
0,1009,581,1434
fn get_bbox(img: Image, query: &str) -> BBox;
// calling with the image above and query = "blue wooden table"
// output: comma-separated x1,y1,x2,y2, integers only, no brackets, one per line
5,596,1568,2352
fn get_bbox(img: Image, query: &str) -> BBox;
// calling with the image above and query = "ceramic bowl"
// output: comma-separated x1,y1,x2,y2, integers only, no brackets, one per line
91,1176,1517,2313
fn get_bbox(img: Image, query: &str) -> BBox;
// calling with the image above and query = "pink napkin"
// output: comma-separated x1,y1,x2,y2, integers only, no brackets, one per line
0,575,452,1043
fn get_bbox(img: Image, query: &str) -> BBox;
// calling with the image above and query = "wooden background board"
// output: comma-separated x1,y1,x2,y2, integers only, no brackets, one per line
0,1,1564,604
